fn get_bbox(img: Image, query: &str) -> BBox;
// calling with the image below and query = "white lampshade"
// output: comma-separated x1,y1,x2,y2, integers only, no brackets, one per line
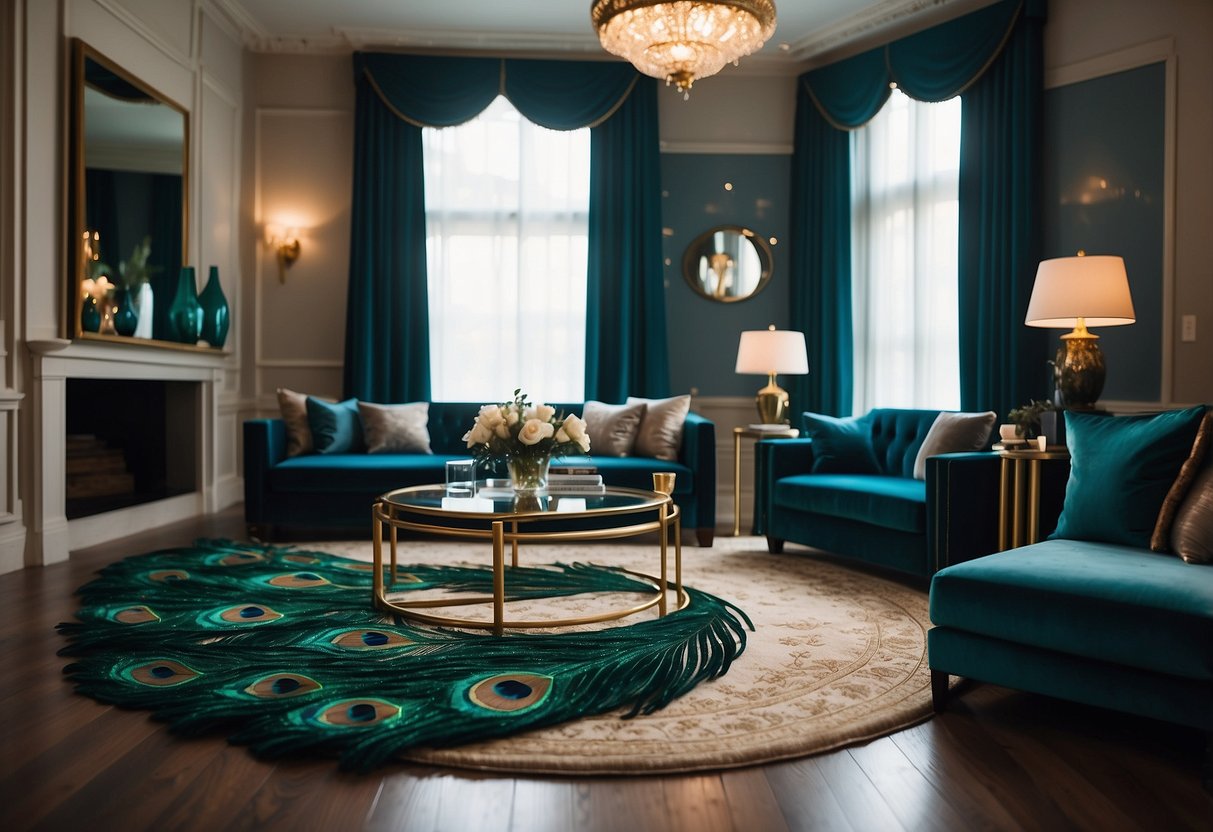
1025,255,1136,328
735,328,809,375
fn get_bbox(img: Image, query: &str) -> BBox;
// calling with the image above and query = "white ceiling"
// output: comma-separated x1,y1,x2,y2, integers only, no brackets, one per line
219,0,997,67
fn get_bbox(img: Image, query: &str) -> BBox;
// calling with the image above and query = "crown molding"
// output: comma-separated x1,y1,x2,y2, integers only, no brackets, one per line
787,0,998,65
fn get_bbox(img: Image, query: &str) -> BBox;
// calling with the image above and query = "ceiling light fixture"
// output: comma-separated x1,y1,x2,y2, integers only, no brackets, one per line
591,0,777,99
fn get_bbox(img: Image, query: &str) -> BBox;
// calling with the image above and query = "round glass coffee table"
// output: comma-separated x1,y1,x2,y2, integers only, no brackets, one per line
371,484,686,635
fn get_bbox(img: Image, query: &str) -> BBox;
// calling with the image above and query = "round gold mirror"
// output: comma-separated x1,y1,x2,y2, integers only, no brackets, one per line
682,225,773,303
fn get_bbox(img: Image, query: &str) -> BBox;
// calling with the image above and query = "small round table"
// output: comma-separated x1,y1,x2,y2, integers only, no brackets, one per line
372,485,686,635
994,444,1071,550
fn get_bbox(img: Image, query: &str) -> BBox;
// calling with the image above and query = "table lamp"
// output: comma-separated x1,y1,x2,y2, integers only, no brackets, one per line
1024,254,1135,410
735,325,809,424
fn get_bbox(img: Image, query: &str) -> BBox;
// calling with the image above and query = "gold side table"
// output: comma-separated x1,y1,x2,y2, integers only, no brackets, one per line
733,425,799,536
996,445,1070,550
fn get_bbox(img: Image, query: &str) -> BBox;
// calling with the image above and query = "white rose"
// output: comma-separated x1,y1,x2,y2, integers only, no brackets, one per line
526,403,556,423
478,404,504,429
467,422,493,446
503,406,520,426
555,427,570,443
518,418,555,446
494,422,510,439
577,434,591,453
560,413,587,442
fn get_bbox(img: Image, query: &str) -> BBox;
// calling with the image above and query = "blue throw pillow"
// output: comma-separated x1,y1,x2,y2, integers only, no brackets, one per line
801,412,880,474
1051,406,1206,548
306,397,365,454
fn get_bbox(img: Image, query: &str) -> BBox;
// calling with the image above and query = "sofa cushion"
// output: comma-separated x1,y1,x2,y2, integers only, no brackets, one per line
773,474,926,533
801,413,880,474
306,397,366,454
270,453,456,493
1171,457,1213,564
930,539,1213,681
277,388,315,457
912,410,996,480
1052,406,1206,548
627,395,690,461
358,401,432,454
583,401,646,456
1152,410,1212,552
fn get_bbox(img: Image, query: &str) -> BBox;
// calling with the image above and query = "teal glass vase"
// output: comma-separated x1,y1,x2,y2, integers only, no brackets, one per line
112,287,139,336
167,266,203,344
197,265,230,349
80,295,101,332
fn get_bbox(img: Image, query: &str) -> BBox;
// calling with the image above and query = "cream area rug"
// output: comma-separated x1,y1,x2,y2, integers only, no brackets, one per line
315,535,937,775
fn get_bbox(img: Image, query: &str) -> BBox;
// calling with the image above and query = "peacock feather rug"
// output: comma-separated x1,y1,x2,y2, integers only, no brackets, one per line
59,536,941,775
57,539,751,772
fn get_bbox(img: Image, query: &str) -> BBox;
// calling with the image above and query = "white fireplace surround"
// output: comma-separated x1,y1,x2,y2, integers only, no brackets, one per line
27,338,229,567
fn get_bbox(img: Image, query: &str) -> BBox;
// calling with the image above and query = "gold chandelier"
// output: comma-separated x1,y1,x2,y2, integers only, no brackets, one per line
591,0,777,97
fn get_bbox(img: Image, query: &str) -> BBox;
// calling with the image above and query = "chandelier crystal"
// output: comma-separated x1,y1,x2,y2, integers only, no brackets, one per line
591,0,777,98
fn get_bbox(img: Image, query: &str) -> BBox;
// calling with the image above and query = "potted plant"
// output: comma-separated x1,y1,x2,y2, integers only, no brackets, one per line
1006,399,1056,440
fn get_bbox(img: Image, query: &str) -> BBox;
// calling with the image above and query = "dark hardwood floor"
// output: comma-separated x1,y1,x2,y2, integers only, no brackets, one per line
2,507,1209,831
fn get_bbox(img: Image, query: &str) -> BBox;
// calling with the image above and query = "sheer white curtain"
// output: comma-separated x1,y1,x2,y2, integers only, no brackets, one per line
424,96,590,402
850,89,962,414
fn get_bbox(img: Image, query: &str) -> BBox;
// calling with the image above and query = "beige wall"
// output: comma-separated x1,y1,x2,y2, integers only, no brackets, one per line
1,0,247,571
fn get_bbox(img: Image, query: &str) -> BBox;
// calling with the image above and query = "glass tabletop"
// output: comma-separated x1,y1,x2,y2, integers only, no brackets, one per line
378,484,668,520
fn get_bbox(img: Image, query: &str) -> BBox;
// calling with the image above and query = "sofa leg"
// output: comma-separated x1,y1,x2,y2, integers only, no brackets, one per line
696,528,714,548
931,669,949,713
766,536,784,554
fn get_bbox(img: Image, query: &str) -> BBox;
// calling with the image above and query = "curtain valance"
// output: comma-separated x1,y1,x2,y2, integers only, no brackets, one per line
801,0,1025,129
356,53,639,131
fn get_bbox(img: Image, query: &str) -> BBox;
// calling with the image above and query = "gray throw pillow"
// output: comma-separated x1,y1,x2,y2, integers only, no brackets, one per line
357,401,432,454
582,400,647,457
277,388,314,457
627,395,691,461
912,410,997,480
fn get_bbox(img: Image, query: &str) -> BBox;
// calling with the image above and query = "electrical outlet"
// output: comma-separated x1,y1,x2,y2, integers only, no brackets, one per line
1181,314,1197,343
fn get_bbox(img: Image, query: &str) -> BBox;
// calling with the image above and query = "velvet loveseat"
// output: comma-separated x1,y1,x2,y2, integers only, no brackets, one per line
244,400,717,545
753,408,1001,577
928,406,1213,786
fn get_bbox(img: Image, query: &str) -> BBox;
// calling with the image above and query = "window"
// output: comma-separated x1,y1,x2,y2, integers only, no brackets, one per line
850,89,961,413
423,96,590,402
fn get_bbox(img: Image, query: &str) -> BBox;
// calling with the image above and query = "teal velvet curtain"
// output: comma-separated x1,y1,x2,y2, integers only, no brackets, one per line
790,0,1044,418
586,78,669,400
346,53,664,401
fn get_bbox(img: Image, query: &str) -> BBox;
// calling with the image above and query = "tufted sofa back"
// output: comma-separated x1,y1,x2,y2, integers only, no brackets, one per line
426,402,583,456
861,409,943,479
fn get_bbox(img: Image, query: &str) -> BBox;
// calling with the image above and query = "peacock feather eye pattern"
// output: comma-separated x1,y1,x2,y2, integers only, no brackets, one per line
119,659,201,687
307,698,401,728
464,673,553,715
203,604,284,626
265,572,331,588
329,628,414,650
242,673,322,699
111,605,160,624
147,569,189,583
58,539,752,771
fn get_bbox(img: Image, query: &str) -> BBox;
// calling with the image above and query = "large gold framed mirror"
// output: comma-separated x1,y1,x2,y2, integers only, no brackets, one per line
66,38,192,347
682,225,773,303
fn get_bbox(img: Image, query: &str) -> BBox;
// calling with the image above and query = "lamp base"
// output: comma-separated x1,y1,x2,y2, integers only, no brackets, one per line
754,374,790,425
1053,334,1106,410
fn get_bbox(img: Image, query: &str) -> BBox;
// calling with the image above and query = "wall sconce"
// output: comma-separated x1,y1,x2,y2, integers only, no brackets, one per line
266,226,300,283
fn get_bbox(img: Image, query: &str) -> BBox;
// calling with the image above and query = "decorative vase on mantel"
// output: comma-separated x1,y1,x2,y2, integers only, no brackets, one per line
197,265,230,349
112,287,139,337
507,455,551,496
167,266,203,344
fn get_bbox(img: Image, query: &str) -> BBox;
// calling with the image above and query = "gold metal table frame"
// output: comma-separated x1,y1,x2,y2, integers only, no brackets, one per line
732,425,799,536
997,446,1070,550
372,485,686,636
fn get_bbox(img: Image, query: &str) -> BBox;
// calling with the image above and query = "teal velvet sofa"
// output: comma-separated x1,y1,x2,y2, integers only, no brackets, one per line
753,408,1002,577
244,402,717,545
929,406,1213,788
